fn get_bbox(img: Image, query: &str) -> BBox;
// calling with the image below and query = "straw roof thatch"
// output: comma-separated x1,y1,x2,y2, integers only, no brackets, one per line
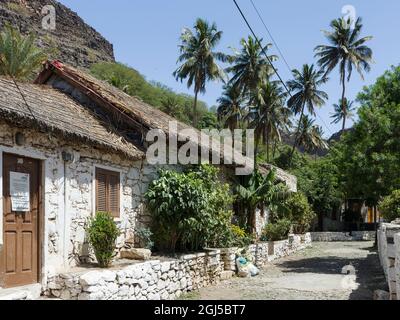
0,77,144,159
35,61,253,169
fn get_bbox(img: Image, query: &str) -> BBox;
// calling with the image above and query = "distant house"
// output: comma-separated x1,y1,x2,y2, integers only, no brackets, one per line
0,61,295,292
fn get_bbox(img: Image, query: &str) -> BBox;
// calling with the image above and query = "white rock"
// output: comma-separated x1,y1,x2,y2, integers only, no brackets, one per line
108,283,119,294
139,279,148,290
80,271,103,286
148,293,161,300
180,278,187,289
168,270,176,278
120,248,152,261
157,280,166,290
84,285,101,293
161,291,169,300
161,262,171,273
89,291,105,300
144,273,153,283
102,270,116,282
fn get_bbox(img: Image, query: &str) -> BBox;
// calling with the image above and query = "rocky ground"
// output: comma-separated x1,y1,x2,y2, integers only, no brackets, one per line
180,242,388,300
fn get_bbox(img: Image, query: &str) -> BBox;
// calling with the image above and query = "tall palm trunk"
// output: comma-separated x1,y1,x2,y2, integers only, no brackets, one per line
290,100,306,164
193,89,199,127
341,65,347,132
272,140,278,159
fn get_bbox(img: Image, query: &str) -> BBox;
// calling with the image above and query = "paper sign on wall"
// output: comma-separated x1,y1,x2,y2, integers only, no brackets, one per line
10,172,30,212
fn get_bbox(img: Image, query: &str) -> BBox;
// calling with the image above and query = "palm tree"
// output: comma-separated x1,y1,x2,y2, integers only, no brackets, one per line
161,96,180,116
217,84,245,130
173,18,227,127
287,64,328,160
315,17,372,132
0,23,47,80
227,36,277,100
247,81,290,162
331,98,356,131
296,116,328,155
310,125,329,159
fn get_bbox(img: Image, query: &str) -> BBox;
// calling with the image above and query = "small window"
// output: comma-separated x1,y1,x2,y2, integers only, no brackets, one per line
95,168,120,218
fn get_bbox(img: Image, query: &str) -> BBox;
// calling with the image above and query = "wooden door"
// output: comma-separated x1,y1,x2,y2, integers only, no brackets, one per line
1,153,41,288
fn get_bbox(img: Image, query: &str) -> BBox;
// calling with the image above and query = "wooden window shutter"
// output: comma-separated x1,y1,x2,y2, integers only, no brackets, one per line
95,168,120,218
96,171,107,213
108,173,120,218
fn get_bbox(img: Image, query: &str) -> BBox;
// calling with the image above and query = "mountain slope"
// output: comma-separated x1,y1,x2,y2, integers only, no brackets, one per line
0,0,115,68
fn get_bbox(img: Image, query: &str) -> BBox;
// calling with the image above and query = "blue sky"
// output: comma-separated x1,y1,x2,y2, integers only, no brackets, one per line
59,0,400,137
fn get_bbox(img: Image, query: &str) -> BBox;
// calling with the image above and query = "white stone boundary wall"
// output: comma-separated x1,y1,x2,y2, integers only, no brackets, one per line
220,233,312,271
377,223,400,300
46,233,312,300
311,231,376,242
46,250,223,300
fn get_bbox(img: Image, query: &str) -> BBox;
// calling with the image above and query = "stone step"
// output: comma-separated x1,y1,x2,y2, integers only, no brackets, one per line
0,283,41,300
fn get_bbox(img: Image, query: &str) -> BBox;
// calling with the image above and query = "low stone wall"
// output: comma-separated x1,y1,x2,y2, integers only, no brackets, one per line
377,223,400,300
46,250,223,300
311,231,376,242
220,233,312,270
46,234,312,300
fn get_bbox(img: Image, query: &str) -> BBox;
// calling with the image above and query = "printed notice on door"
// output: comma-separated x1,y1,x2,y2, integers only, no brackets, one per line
10,172,30,212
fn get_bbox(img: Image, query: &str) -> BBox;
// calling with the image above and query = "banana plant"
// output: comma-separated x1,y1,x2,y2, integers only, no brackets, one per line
235,168,289,235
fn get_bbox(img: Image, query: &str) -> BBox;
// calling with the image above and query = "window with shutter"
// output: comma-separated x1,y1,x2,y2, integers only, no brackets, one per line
95,168,120,218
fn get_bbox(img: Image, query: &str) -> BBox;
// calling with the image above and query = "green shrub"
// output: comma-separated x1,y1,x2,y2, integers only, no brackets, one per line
278,193,316,234
87,212,120,268
145,165,234,252
379,190,400,222
261,219,292,241
230,225,252,247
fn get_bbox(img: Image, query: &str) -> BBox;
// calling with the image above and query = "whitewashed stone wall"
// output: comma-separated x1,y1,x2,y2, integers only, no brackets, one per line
255,208,269,237
220,233,312,270
46,250,223,300
0,121,158,288
395,233,400,300
46,234,312,300
377,223,400,300
311,231,376,242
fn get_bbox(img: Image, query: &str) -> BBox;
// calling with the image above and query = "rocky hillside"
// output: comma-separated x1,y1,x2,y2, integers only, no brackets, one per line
0,0,115,68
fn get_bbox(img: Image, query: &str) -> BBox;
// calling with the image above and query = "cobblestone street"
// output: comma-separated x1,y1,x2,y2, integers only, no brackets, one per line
182,242,387,300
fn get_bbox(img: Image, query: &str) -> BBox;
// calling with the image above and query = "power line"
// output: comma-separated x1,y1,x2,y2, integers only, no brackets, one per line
232,0,291,96
249,0,292,74
234,0,333,135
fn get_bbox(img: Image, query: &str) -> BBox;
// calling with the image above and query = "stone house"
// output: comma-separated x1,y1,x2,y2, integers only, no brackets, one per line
0,61,295,293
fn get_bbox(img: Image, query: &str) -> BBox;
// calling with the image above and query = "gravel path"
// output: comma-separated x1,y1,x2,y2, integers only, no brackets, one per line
181,242,387,300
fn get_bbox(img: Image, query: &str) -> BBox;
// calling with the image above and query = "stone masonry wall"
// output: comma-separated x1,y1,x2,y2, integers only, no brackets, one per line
311,231,376,242
47,250,223,300
220,233,312,271
0,121,158,285
377,223,400,300
47,234,312,300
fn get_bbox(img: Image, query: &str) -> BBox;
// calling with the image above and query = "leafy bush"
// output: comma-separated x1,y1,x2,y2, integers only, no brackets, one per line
230,225,252,247
135,227,154,250
379,190,400,222
278,193,316,234
145,165,234,252
261,219,292,241
87,212,120,268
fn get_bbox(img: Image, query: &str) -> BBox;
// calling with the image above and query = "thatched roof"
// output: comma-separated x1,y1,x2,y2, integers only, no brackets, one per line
258,163,297,192
0,77,144,159
35,61,253,169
